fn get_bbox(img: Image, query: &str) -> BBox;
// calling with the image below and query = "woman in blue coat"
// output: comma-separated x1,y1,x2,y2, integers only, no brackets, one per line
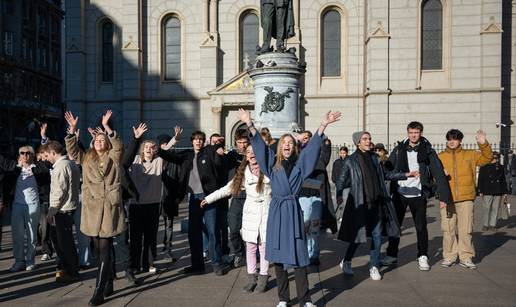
238,108,341,307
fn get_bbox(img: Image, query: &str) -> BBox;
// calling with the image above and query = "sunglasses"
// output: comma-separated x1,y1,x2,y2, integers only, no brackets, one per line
19,151,31,155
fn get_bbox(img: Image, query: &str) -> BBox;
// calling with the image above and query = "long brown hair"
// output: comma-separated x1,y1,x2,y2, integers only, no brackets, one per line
85,133,112,163
230,152,265,196
273,134,298,171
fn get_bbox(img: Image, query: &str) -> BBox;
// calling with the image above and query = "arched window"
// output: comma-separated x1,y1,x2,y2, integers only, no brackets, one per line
101,20,114,82
322,9,341,77
162,15,181,80
239,11,259,72
421,0,442,70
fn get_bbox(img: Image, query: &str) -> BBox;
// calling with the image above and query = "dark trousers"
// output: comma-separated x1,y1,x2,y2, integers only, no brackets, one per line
54,211,79,276
162,215,173,251
189,193,221,268
274,264,311,306
228,197,245,258
38,203,54,256
216,199,230,256
386,195,428,258
129,203,160,270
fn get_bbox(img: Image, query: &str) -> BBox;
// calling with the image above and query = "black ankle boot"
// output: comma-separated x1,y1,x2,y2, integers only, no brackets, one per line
88,288,104,306
89,261,110,306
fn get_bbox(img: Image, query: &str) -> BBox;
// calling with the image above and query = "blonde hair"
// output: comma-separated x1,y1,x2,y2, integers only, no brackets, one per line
18,145,35,156
274,134,298,171
139,140,157,162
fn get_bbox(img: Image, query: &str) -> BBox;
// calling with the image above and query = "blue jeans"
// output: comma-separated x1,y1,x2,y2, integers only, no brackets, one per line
299,196,322,260
11,202,40,266
73,201,91,266
344,219,382,268
188,193,222,268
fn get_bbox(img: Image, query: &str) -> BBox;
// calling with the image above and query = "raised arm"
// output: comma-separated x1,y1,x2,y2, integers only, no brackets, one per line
122,123,148,169
473,130,493,167
64,111,86,164
202,180,233,206
299,111,341,179
238,108,273,177
163,125,183,150
40,122,49,145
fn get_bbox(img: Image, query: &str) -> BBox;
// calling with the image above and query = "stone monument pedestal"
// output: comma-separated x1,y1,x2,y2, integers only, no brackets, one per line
248,51,305,138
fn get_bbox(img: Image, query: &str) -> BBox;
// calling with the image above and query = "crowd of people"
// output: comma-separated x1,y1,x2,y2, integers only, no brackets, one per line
0,108,513,307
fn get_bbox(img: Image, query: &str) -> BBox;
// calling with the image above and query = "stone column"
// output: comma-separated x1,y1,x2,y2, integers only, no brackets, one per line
249,52,305,137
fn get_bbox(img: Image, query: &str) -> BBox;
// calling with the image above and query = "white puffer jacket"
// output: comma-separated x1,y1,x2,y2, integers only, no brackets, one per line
204,166,271,243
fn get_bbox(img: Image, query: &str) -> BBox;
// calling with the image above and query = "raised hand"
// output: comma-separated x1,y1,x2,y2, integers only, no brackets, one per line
133,123,148,139
64,111,79,134
101,110,113,135
87,127,97,139
40,122,48,140
238,108,252,126
321,111,342,127
476,129,487,144
95,127,104,135
102,110,113,128
174,125,183,140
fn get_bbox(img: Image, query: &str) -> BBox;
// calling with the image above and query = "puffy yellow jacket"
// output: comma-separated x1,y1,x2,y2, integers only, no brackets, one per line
438,142,493,203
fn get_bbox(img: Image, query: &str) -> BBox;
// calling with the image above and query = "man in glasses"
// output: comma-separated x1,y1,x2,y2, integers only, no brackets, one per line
1,146,50,272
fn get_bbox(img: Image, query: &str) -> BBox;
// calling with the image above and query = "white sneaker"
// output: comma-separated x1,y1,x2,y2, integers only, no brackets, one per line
441,259,455,267
276,301,288,307
459,260,477,270
369,266,381,281
380,255,398,266
417,255,430,271
148,266,157,274
41,254,52,261
339,260,353,275
304,303,317,307
25,264,36,271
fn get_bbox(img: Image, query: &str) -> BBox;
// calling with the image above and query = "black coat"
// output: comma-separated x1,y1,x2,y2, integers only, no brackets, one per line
386,137,452,204
158,145,223,196
331,157,346,197
121,137,141,202
335,150,401,243
478,163,507,196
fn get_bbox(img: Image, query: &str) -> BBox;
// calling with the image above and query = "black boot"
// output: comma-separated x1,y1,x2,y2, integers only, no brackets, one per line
125,268,139,285
88,261,110,306
242,274,257,293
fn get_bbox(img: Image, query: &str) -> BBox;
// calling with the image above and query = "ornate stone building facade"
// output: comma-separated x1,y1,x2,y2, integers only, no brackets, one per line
64,0,515,149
